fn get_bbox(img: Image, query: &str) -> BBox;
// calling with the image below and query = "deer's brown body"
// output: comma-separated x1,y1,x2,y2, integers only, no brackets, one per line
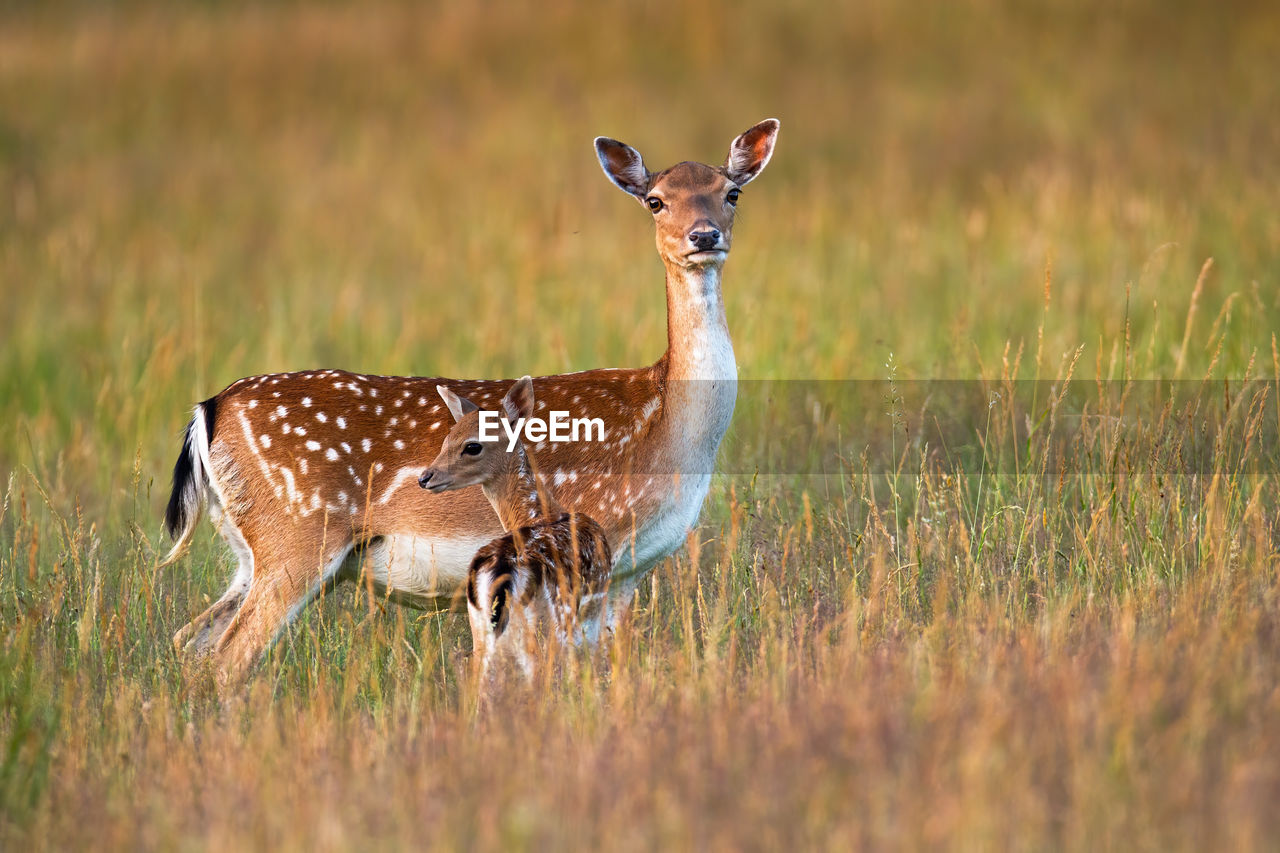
163,119,779,684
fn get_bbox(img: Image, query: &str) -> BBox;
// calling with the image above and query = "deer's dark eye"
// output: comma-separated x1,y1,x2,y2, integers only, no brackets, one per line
726,189,740,206
462,442,483,456
646,196,663,213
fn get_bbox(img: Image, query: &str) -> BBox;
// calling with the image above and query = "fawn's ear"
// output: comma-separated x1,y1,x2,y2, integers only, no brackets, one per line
436,385,479,423
595,137,650,198
501,376,536,424
724,118,780,186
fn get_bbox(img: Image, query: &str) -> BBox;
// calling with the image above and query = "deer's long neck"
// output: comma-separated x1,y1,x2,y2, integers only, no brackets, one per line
482,450,563,531
658,263,738,449
664,264,735,382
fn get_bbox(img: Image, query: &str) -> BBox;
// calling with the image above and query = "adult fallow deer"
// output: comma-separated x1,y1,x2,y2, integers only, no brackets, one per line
162,118,780,684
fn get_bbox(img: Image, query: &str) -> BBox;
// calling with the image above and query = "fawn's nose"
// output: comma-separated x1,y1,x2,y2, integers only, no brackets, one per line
688,229,721,251
418,470,434,488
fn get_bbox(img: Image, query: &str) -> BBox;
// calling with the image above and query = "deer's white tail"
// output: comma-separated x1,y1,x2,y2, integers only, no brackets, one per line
160,400,217,568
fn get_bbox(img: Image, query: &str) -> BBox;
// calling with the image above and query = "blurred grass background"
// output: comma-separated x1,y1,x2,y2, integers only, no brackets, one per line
2,0,1279,848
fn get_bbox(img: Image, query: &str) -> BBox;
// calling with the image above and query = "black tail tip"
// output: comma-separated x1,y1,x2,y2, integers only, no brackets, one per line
164,397,216,540
164,426,196,539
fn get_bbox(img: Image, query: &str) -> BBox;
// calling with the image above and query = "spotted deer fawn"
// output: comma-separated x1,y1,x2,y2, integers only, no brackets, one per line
162,119,779,685
418,377,612,690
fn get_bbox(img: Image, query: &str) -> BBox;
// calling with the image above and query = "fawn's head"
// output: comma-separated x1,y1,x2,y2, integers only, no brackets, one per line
595,118,779,270
418,377,536,494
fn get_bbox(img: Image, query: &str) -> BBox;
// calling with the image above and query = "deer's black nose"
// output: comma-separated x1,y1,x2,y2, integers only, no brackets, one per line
418,470,434,488
689,229,721,251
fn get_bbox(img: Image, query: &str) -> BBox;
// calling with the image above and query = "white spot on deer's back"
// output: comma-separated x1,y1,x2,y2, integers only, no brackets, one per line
336,416,346,429
279,467,299,503
326,448,339,461
248,399,258,409
316,412,328,423
276,405,286,417
362,438,372,452
306,440,321,452
259,434,272,448
341,441,352,454
302,397,312,407
394,440,405,450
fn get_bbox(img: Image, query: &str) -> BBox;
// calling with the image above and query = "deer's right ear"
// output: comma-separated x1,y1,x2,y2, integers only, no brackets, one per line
594,137,649,198
436,386,478,423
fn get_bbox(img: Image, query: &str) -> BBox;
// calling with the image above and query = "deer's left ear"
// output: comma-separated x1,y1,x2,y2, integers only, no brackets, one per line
437,385,479,423
724,118,780,186
501,376,535,424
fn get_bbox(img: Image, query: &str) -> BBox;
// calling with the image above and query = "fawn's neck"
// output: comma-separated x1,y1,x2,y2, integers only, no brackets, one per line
481,449,563,531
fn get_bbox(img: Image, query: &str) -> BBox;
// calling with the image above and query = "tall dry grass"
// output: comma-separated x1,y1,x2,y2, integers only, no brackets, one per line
2,0,1279,848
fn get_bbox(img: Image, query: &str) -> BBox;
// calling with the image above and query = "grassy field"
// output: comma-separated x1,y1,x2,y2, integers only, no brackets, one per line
3,0,1280,847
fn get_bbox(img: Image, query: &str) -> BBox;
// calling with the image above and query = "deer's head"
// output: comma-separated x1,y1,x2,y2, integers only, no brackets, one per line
594,119,779,270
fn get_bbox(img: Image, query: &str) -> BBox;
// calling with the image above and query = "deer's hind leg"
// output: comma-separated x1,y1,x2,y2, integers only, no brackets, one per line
172,505,255,657
211,528,352,689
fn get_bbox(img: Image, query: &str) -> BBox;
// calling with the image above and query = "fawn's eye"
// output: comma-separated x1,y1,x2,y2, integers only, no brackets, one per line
646,196,663,213
462,442,483,456
726,189,740,206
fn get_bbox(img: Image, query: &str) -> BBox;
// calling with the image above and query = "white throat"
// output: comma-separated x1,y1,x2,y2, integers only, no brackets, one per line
657,262,738,462
667,264,737,383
